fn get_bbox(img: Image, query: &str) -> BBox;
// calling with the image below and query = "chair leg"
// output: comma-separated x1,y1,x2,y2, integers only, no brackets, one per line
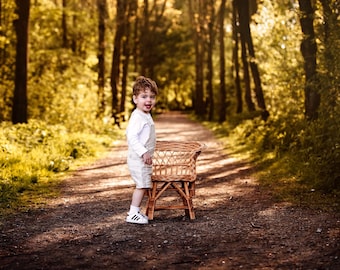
145,189,151,216
146,183,157,220
182,181,195,220
148,181,196,220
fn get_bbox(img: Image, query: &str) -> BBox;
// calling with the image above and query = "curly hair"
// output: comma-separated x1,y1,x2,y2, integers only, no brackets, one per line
132,76,158,96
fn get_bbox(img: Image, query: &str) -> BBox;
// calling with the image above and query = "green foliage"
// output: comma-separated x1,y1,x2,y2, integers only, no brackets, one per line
206,0,339,208
252,0,306,116
204,106,339,210
0,120,120,213
240,108,338,190
0,1,16,121
1,0,105,131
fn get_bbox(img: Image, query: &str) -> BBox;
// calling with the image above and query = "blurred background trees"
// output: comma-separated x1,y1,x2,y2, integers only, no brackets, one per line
1,0,339,193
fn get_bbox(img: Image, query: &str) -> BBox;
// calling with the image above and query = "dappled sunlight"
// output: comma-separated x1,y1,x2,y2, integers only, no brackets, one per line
26,215,121,252
153,112,263,217
257,202,293,219
258,207,277,217
46,140,133,207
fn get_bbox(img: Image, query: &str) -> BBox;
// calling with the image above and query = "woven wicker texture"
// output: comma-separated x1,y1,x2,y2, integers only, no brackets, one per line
152,141,203,182
147,140,204,220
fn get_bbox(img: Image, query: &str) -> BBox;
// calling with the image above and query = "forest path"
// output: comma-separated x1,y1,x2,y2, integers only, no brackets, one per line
0,111,339,269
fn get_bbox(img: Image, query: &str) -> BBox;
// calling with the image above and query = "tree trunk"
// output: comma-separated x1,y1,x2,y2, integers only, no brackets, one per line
71,11,77,53
298,0,320,120
12,0,30,124
139,0,167,78
218,0,227,123
140,0,149,75
130,0,139,73
110,0,126,126
120,0,137,121
189,0,205,117
319,0,332,41
232,0,242,114
236,0,254,112
207,0,215,121
96,0,107,118
0,2,3,62
239,28,254,112
218,0,226,122
242,1,269,120
62,0,68,48
319,0,338,110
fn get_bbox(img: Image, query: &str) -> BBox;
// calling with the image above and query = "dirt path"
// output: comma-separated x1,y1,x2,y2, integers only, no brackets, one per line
0,112,339,270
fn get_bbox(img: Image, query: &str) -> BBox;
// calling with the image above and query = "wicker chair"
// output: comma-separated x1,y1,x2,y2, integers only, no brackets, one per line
146,140,204,220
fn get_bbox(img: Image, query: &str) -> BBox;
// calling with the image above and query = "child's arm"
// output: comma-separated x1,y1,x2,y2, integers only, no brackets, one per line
126,115,148,156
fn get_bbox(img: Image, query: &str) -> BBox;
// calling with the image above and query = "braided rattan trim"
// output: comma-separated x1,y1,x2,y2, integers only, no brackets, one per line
152,141,204,182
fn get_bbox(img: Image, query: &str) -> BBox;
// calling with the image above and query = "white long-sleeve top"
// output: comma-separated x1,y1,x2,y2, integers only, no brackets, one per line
126,108,155,157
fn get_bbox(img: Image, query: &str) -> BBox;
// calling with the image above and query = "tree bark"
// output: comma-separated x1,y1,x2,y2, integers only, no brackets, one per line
319,0,338,110
232,0,242,114
120,0,137,121
189,0,205,117
140,0,167,78
96,0,107,118
62,0,68,48
218,0,227,122
235,0,254,112
110,0,126,125
207,0,215,121
140,0,149,75
298,0,320,120
131,0,139,73
236,0,269,120
12,0,30,124
242,9,269,120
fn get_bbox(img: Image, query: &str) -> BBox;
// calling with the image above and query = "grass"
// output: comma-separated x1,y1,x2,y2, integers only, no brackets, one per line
0,120,124,217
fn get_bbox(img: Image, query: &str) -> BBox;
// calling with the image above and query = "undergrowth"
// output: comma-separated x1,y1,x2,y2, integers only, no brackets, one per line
0,119,123,215
202,111,339,212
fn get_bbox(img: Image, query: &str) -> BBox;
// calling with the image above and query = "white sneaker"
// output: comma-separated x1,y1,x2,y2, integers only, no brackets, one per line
126,212,149,224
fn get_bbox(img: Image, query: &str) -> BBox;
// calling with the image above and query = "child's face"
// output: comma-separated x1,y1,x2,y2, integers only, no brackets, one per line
133,88,156,113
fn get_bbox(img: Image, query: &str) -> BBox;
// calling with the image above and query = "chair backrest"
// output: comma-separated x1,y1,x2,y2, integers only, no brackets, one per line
152,141,204,182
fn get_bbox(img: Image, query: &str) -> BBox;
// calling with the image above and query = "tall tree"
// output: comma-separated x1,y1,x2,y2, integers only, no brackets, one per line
97,0,107,118
120,0,137,120
206,0,215,121
298,0,319,120
140,0,150,76
235,0,269,120
62,0,68,48
232,0,242,114
319,0,338,112
12,0,30,124
189,0,205,117
218,0,227,122
237,1,254,113
139,0,168,78
110,0,126,125
131,0,139,73
242,0,269,120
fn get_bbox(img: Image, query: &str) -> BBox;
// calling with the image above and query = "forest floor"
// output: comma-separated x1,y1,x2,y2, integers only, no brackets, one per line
0,112,339,270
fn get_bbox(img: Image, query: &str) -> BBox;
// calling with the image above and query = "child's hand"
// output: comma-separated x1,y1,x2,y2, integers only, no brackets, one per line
142,152,152,165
